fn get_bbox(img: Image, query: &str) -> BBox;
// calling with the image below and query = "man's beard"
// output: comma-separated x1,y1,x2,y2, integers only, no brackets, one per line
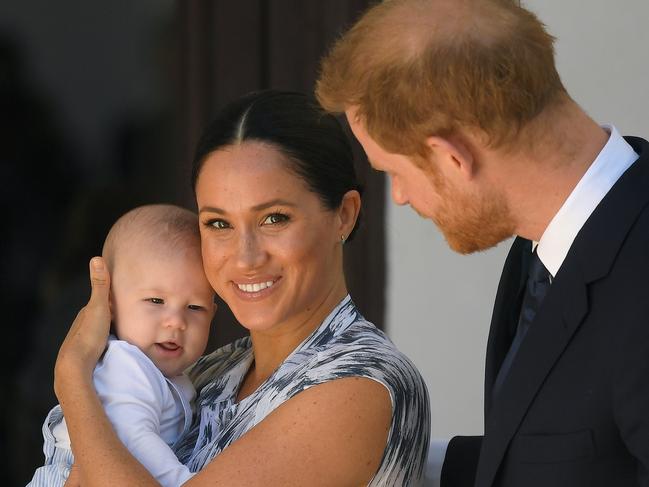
428,171,515,254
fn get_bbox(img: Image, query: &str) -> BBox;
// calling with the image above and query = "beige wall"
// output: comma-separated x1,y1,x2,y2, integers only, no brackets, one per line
384,0,649,439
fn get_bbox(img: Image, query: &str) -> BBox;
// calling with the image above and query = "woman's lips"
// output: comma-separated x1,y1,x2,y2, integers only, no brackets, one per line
232,277,281,300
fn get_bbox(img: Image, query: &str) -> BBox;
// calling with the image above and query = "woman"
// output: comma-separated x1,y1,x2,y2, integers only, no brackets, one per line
55,91,430,486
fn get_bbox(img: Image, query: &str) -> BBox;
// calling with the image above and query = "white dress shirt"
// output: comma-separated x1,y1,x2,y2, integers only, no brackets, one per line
537,125,639,276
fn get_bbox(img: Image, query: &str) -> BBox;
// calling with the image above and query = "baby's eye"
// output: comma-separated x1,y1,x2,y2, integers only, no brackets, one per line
206,219,230,230
262,213,289,225
187,304,205,311
146,297,164,304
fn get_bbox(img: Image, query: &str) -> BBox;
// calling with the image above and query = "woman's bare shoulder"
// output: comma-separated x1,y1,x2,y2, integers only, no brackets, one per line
188,376,391,487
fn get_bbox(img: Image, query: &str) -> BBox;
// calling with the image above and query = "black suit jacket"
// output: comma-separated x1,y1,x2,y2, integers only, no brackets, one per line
441,136,649,487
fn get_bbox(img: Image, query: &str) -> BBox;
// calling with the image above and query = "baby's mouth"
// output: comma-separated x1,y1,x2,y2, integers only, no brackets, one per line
157,342,181,351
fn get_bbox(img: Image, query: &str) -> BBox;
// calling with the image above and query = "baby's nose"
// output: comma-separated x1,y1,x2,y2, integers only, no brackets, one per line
164,311,187,331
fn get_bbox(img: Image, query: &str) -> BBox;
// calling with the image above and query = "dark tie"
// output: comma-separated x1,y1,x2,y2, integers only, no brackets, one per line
492,249,551,397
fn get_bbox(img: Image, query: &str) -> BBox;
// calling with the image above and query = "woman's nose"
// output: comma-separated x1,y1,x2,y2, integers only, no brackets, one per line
234,231,267,270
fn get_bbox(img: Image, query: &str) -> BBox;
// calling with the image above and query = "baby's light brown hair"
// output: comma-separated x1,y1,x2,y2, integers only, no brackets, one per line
102,204,201,275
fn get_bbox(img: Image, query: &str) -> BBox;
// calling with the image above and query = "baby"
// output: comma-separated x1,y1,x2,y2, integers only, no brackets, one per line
29,204,216,487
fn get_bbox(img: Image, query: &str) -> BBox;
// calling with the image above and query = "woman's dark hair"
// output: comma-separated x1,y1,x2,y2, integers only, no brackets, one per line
191,90,362,240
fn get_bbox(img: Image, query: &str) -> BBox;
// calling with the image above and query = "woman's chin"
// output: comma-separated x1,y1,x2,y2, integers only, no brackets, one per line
224,295,274,328
235,313,279,333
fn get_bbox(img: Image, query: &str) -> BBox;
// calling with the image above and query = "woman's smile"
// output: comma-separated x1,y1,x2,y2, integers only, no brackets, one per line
232,276,282,300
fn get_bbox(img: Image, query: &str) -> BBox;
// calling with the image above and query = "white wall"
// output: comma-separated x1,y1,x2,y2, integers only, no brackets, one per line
385,0,649,439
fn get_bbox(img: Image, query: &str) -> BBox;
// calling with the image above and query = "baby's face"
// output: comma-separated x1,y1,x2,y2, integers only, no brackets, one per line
110,242,215,377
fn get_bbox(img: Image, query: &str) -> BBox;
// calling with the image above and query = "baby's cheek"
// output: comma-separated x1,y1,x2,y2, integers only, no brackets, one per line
188,318,211,351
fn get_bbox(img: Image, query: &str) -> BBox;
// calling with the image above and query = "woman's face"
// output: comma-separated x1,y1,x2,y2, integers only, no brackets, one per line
195,141,346,334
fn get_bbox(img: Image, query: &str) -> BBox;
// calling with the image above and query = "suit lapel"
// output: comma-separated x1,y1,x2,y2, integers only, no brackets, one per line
476,136,649,487
483,237,531,415
476,263,589,487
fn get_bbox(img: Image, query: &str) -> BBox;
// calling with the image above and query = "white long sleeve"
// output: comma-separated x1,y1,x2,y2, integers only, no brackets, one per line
92,339,196,487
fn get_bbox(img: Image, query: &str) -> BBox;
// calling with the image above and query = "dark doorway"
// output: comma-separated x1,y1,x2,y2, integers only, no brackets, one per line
2,2,384,484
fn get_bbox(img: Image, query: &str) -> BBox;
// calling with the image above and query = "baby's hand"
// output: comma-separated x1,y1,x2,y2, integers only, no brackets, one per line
54,257,111,399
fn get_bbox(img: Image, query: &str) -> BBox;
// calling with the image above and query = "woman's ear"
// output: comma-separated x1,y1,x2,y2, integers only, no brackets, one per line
337,190,362,242
425,135,476,180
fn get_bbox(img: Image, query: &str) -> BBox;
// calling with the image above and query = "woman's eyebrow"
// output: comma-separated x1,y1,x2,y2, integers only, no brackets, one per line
200,200,297,215
199,206,226,215
250,199,297,211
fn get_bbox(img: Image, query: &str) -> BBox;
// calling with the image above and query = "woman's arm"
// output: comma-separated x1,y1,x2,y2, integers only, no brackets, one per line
57,258,392,487
188,376,392,487
55,258,158,486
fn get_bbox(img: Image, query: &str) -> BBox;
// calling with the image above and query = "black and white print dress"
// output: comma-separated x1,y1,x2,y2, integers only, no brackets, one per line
174,296,430,486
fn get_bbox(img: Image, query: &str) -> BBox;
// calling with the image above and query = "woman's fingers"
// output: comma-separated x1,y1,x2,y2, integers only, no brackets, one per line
71,257,111,343
55,257,113,395
74,257,112,352
88,256,110,311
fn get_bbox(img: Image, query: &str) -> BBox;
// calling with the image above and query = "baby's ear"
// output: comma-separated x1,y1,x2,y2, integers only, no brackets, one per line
108,289,114,316
107,290,115,336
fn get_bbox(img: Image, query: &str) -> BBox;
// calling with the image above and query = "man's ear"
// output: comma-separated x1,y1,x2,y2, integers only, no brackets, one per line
425,135,476,180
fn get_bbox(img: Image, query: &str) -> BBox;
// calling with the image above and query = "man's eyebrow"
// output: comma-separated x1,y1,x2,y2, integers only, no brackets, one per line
199,199,297,215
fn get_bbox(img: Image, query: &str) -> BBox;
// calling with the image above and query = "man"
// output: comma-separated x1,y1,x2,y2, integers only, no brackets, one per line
316,0,649,486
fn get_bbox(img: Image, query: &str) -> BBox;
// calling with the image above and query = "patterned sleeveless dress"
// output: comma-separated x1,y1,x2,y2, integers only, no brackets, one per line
174,296,430,485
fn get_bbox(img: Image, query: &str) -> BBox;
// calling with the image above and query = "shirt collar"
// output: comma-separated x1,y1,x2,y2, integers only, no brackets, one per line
536,125,639,277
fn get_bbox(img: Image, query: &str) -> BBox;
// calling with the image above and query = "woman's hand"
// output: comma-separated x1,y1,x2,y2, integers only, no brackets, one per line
50,258,159,487
54,257,111,399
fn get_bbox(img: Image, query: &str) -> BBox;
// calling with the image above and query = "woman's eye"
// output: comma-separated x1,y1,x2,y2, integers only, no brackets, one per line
206,219,230,230
147,297,164,304
263,213,289,225
188,304,204,311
